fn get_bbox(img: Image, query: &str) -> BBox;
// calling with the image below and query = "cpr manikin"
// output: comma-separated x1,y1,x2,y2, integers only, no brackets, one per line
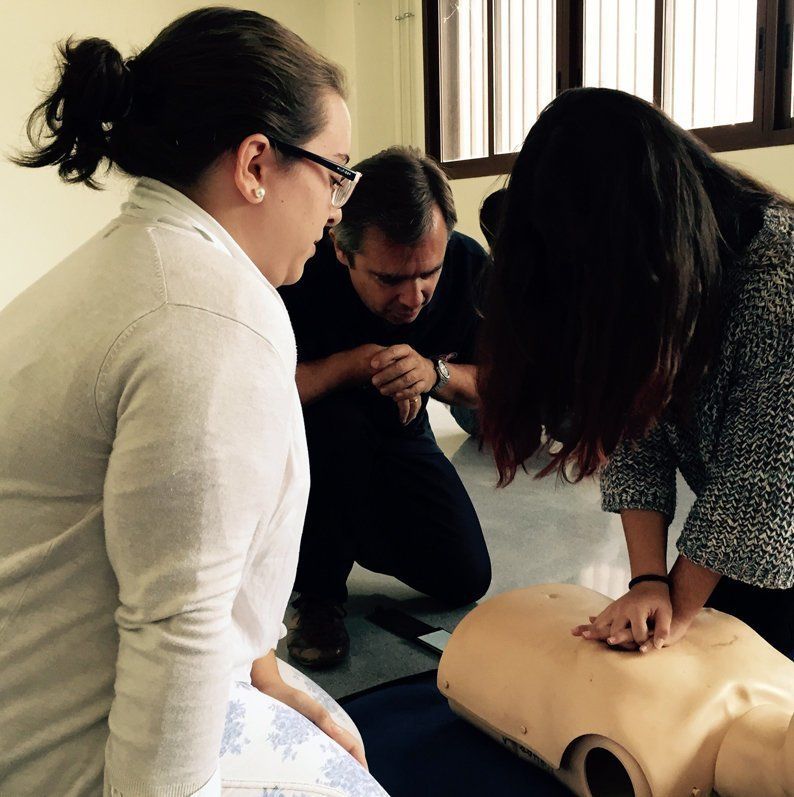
438,584,794,797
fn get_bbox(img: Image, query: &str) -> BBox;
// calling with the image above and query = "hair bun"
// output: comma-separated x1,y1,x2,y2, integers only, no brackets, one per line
61,37,134,125
12,36,135,187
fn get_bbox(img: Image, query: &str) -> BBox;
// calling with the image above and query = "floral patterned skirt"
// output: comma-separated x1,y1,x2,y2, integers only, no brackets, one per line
218,659,390,797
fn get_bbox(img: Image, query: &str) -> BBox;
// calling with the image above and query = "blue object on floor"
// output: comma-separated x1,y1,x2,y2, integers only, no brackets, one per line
341,670,573,797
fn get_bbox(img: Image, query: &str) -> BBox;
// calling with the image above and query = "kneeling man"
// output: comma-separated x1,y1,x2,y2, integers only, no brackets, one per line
279,147,491,667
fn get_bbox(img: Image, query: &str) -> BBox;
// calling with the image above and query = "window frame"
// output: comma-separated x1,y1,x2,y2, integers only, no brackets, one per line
423,0,794,179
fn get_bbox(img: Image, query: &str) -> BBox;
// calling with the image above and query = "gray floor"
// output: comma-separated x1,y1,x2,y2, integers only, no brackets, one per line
278,401,694,699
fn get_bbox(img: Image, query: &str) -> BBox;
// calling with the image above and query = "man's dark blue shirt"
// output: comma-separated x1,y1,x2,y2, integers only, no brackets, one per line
279,230,489,434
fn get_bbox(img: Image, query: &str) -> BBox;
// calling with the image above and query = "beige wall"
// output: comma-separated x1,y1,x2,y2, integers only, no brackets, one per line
351,0,398,161
717,145,794,198
318,0,403,164
318,0,360,160
323,0,422,162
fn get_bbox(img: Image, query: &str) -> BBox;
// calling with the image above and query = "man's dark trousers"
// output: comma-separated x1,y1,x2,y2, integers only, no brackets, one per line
294,392,491,605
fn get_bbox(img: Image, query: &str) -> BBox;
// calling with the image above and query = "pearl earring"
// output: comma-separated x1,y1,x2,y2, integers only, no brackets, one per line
254,187,265,201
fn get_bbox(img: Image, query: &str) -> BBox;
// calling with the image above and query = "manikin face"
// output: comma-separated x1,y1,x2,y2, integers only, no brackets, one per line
258,92,353,285
332,204,449,325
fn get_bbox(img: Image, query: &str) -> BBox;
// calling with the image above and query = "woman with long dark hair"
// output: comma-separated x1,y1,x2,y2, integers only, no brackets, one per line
0,8,388,796
479,87,793,658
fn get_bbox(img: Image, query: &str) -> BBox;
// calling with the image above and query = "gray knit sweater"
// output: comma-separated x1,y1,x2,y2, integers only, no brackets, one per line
601,203,794,589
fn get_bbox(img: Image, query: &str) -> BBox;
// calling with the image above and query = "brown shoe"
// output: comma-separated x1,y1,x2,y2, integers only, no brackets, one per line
286,595,350,669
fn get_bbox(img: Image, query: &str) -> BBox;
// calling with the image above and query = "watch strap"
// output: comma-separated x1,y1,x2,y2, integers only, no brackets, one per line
429,357,450,395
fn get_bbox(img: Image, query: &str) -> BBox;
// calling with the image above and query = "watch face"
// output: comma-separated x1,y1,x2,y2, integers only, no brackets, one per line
438,360,450,379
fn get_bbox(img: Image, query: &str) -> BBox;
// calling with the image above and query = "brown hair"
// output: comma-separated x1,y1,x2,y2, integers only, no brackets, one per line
478,87,783,485
13,7,346,189
333,146,457,260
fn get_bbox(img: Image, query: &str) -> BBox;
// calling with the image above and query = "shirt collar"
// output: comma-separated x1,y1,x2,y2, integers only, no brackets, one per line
122,177,268,285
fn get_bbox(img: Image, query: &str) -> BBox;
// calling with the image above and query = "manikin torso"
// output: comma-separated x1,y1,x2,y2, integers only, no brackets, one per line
438,584,794,797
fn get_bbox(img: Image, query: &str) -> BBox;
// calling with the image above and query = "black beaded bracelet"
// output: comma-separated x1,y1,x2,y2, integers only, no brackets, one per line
628,574,671,590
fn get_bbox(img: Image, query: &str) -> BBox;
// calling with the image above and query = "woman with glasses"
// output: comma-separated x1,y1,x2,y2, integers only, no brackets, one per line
478,87,793,659
0,8,385,796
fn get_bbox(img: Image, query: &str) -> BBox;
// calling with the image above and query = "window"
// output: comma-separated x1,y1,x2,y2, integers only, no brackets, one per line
423,0,794,178
583,0,655,102
662,0,757,129
439,0,489,160
493,0,557,155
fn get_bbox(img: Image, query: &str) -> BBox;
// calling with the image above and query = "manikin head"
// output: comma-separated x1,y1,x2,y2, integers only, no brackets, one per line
330,147,457,325
15,7,354,287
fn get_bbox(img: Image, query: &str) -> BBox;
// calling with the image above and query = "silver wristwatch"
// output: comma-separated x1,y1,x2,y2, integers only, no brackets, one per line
429,357,450,395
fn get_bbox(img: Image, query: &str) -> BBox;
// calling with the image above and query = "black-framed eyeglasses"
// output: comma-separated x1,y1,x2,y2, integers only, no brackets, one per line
270,138,362,208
